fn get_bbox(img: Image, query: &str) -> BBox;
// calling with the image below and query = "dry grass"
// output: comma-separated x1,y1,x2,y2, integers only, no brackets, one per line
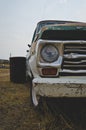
0,69,9,81
0,68,86,130
0,69,42,130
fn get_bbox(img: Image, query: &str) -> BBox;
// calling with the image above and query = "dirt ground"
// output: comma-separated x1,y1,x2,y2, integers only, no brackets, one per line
0,69,86,130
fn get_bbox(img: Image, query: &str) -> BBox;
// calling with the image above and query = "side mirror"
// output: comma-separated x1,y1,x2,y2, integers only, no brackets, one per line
28,44,31,48
27,50,29,52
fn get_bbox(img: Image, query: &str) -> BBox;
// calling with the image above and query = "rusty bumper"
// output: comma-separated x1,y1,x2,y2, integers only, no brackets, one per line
33,77,86,97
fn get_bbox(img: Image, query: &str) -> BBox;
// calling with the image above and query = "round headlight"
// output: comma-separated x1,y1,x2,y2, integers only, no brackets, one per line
41,45,59,62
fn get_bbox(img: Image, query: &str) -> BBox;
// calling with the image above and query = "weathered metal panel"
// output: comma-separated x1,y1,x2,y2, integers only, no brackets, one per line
33,77,86,97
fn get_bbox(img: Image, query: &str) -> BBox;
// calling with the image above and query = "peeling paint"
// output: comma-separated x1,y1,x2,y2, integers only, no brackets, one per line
33,77,86,97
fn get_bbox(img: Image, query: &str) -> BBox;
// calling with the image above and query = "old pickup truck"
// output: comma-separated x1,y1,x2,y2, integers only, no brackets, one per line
26,20,86,107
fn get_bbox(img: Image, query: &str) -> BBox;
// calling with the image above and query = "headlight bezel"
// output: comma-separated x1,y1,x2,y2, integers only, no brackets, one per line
40,44,59,63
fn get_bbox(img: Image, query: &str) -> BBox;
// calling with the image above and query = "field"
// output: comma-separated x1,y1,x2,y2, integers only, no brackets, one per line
0,69,86,130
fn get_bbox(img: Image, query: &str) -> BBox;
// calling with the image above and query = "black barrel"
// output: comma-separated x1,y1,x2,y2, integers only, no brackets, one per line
10,57,26,83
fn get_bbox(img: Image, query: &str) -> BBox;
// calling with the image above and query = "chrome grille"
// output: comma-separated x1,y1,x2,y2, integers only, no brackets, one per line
61,42,86,76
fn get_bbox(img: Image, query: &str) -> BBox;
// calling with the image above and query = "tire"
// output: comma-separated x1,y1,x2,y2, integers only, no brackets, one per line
10,57,26,83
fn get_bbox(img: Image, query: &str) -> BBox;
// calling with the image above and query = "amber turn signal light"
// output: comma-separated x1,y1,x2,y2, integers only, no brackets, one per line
42,68,57,76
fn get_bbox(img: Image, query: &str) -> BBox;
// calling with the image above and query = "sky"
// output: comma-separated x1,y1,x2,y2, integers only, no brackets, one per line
0,0,86,59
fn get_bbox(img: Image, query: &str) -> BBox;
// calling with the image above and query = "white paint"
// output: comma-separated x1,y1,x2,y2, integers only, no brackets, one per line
33,77,86,97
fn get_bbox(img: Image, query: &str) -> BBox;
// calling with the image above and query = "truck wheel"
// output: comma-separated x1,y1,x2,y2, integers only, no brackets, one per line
10,57,26,83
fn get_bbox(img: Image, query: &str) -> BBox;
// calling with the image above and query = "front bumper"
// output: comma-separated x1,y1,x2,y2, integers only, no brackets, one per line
33,76,86,97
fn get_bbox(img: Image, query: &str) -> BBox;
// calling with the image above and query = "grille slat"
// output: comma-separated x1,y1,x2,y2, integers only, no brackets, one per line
64,54,86,59
62,42,86,76
64,60,86,65
65,46,86,49
63,65,86,70
64,49,86,54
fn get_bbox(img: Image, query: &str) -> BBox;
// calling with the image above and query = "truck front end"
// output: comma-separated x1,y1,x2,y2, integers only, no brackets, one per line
28,21,86,106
